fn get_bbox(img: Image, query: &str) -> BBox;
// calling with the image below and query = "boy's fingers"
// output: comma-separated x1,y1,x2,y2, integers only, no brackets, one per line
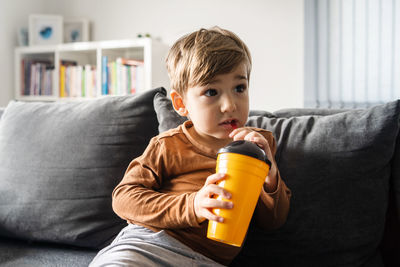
229,128,240,137
242,132,268,150
229,127,244,137
205,172,225,185
230,130,269,151
204,198,233,209
246,136,266,149
203,209,224,223
231,129,249,141
244,131,262,141
205,184,231,199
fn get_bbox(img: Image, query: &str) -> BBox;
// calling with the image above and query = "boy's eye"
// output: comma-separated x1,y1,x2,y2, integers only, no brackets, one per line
204,89,218,96
235,84,246,93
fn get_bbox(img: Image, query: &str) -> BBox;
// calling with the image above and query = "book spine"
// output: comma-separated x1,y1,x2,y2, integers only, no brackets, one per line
120,58,144,66
112,61,117,95
65,66,70,97
24,60,31,95
70,66,76,97
45,69,52,95
76,65,82,98
126,65,131,95
81,67,85,97
116,58,120,95
30,64,36,95
40,64,46,95
121,64,127,95
131,65,136,95
92,66,97,97
20,60,25,95
136,65,144,92
35,64,41,95
102,56,108,95
107,61,115,95
84,64,91,97
60,65,66,97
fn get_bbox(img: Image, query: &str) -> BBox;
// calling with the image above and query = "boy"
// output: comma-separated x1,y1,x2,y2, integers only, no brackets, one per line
90,26,291,266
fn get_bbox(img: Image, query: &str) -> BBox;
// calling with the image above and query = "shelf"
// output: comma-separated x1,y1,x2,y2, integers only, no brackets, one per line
15,38,170,101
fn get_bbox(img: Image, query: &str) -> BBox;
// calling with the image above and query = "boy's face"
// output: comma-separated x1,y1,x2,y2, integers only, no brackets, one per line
172,63,249,145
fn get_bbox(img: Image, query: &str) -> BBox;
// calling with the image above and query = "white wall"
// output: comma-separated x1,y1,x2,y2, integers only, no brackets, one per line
0,0,304,111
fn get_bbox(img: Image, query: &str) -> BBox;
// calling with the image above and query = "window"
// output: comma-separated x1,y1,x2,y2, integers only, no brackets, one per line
305,0,400,108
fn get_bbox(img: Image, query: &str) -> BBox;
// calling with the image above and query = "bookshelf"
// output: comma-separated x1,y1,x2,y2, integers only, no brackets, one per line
15,38,170,101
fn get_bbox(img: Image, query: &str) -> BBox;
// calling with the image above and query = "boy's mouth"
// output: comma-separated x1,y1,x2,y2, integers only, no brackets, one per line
219,119,238,129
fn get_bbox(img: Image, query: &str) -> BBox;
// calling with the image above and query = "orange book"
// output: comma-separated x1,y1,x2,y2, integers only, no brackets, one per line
119,57,144,66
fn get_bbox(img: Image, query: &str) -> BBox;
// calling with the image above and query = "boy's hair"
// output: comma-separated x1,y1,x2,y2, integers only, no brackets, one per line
166,26,252,95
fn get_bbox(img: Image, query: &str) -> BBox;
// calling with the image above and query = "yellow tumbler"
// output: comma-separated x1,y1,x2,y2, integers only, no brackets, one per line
207,140,271,247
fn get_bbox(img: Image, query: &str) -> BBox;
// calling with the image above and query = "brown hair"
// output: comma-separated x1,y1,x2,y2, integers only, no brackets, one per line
166,26,252,95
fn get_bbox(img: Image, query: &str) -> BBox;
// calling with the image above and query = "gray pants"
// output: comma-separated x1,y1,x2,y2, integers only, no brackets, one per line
89,224,225,267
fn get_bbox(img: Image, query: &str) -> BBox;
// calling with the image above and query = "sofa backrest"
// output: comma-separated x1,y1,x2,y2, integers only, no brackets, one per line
245,103,400,267
0,88,163,249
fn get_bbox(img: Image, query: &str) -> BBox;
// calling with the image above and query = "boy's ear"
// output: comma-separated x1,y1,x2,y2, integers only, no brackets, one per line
170,90,188,116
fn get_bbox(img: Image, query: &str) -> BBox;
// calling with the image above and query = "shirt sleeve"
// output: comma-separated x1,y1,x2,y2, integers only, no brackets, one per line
112,137,200,229
253,129,292,230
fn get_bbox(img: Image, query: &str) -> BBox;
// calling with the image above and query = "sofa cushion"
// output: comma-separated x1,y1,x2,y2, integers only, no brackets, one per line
0,237,97,267
153,91,400,266
0,88,163,249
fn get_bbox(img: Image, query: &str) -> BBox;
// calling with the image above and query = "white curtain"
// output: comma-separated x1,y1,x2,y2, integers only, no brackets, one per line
305,0,400,108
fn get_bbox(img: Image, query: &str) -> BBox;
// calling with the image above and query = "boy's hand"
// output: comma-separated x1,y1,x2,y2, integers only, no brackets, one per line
229,128,277,193
229,128,269,152
194,173,233,223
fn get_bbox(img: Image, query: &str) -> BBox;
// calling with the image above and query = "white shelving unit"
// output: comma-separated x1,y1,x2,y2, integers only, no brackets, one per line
15,38,170,101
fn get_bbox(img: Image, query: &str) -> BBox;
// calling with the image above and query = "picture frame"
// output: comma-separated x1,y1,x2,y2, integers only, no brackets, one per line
64,18,90,43
29,14,63,46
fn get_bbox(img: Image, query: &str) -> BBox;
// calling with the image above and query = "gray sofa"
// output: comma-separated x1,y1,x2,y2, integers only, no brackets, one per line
0,87,399,267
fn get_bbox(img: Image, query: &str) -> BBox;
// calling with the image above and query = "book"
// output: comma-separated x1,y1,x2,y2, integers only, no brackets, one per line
76,65,82,97
59,65,66,97
39,64,46,95
99,57,145,96
90,65,97,97
118,57,144,66
102,56,108,95
70,66,76,97
121,64,127,95
44,68,53,95
65,66,70,97
84,64,92,97
107,61,115,95
126,65,132,95
21,59,53,96
136,64,145,92
20,60,25,95
60,60,77,97
81,66,86,97
130,65,136,94
29,64,36,95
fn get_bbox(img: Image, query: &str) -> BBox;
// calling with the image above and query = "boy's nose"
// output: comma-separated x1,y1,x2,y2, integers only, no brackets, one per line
220,95,236,113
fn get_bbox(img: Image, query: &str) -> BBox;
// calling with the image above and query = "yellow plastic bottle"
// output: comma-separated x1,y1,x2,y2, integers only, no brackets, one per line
207,140,271,247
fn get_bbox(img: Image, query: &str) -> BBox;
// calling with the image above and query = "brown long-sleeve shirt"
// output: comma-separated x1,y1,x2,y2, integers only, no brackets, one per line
112,120,291,265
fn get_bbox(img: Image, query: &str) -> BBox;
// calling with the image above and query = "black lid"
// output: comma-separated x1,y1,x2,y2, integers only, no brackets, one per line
218,140,271,166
